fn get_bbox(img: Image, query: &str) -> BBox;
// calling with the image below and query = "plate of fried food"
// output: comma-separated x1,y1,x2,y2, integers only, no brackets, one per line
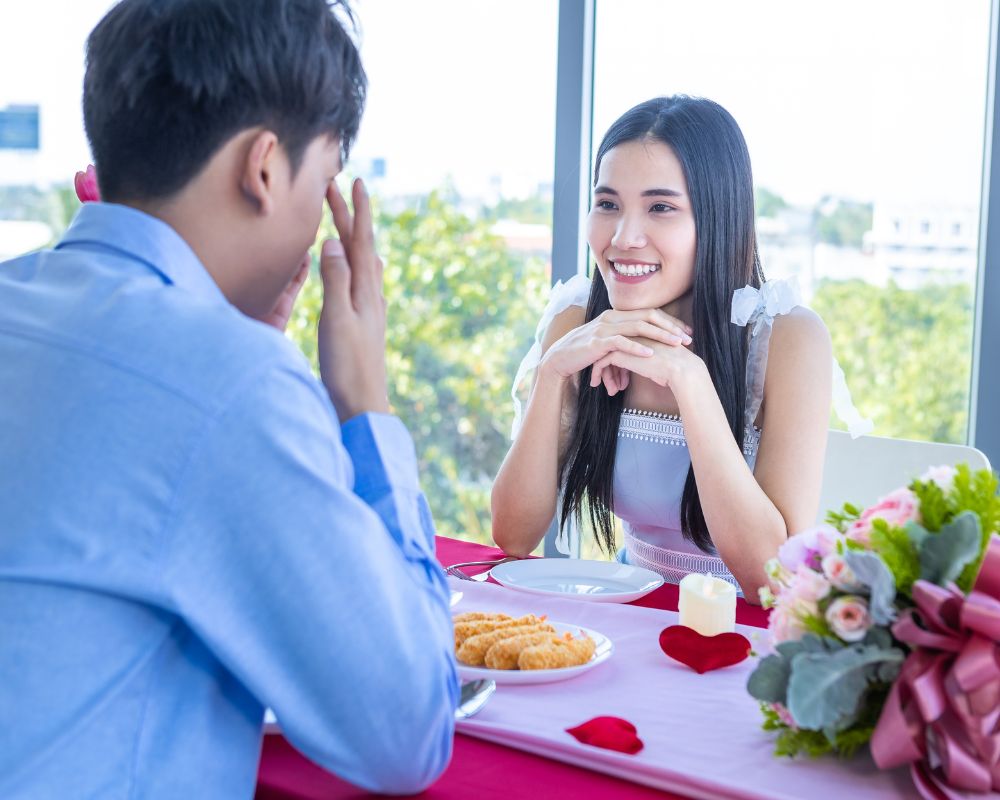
453,611,613,685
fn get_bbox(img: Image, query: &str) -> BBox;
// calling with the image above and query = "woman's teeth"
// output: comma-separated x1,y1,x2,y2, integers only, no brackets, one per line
612,261,660,276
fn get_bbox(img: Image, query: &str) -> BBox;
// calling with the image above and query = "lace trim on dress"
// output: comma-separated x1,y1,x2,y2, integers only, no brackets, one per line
623,527,740,590
619,408,761,459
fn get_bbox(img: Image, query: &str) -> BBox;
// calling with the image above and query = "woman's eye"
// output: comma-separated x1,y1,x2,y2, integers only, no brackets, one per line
595,199,618,211
650,203,675,213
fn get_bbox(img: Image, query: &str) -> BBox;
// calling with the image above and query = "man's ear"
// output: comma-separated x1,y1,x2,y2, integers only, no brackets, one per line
240,130,281,216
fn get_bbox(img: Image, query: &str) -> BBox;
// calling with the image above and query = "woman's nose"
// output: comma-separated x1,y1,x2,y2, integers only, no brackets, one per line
611,216,647,249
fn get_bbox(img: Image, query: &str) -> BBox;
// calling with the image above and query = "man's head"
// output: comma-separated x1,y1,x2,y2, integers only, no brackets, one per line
84,0,365,203
83,0,366,318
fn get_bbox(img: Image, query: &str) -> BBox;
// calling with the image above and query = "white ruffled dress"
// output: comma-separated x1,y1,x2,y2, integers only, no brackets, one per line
510,274,872,588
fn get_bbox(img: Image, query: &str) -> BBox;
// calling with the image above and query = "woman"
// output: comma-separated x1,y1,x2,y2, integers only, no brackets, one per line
491,95,836,601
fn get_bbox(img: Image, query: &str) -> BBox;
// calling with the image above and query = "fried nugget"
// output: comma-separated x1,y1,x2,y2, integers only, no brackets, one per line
453,614,544,649
456,623,554,666
483,632,560,670
518,632,596,670
452,612,509,625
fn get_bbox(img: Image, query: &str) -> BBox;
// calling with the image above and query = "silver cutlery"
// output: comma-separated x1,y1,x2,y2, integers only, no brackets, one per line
444,556,519,581
455,679,496,720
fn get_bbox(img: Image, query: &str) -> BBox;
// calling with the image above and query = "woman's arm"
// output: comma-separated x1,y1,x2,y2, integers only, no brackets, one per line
492,305,693,556
491,306,585,556
677,308,832,599
587,307,832,599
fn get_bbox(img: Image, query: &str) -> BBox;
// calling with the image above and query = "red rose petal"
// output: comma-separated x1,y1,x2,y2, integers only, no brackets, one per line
565,716,644,754
658,625,751,674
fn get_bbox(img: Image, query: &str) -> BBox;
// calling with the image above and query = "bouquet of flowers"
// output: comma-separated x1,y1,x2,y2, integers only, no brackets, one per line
747,464,1000,793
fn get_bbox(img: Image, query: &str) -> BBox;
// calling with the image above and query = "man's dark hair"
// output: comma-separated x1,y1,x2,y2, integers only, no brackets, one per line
83,0,366,202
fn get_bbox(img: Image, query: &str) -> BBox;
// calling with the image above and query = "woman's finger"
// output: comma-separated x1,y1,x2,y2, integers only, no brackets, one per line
603,334,654,358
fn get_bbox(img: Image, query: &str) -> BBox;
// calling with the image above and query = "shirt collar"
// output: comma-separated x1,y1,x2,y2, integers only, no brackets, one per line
57,202,228,305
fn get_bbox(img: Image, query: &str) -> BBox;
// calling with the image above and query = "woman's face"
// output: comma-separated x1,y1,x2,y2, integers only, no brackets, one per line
586,138,696,313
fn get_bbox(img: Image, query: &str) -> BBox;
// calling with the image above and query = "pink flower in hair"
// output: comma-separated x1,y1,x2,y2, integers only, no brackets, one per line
74,164,100,203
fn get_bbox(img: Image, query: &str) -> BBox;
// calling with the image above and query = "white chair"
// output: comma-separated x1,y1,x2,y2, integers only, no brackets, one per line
817,430,992,523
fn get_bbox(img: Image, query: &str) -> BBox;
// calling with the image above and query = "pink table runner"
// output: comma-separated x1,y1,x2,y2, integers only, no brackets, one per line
254,537,772,799
452,579,916,800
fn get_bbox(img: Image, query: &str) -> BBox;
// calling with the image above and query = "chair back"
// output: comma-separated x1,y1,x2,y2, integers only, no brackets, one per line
817,430,992,523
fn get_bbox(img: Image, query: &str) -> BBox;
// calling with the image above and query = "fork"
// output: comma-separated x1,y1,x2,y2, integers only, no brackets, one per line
444,556,519,581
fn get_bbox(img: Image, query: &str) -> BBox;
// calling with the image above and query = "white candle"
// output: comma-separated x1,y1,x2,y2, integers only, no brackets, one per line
678,572,737,636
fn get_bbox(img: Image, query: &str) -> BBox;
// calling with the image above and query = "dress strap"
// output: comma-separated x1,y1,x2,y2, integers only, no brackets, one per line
510,273,592,439
731,277,802,434
730,276,873,439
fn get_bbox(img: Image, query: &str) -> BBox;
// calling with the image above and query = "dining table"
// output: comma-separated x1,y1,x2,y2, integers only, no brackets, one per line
254,536,915,800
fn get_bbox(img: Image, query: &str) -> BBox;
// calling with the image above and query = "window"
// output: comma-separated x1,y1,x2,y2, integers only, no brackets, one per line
593,0,990,446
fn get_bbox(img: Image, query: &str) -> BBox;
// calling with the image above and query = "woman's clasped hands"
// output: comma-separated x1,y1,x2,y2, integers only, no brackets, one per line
540,307,694,396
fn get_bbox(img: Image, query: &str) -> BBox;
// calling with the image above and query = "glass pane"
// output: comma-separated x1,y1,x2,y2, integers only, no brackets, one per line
593,0,989,444
291,1,558,544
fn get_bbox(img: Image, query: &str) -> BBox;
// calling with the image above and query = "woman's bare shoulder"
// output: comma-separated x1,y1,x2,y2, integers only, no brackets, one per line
540,304,587,354
764,306,833,396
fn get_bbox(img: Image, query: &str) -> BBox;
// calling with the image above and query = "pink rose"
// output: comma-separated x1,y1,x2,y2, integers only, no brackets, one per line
846,488,920,546
788,565,831,603
778,526,840,572
825,595,872,642
920,465,957,492
74,164,100,203
821,553,863,592
768,599,819,644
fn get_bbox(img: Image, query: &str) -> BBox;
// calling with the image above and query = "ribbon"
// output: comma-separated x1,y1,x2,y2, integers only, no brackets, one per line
871,535,1000,794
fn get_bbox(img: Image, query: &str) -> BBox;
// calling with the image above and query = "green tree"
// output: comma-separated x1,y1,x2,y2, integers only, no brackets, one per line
288,190,549,542
755,187,788,219
811,279,973,443
814,198,873,248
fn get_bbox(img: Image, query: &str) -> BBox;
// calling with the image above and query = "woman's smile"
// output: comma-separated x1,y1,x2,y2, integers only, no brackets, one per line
609,258,661,284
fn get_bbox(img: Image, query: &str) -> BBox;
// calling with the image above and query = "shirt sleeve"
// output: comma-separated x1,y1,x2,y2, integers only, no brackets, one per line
161,361,459,795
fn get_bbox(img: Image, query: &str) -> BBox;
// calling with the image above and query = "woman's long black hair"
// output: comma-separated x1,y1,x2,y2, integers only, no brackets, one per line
559,95,764,556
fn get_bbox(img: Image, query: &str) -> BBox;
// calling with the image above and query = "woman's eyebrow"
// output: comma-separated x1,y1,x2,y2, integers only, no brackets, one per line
641,188,683,198
592,186,684,198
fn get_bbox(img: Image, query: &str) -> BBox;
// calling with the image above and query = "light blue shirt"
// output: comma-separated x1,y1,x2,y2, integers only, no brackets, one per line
0,203,459,798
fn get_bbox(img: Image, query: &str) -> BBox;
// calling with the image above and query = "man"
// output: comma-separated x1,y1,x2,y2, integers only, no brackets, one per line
0,1,458,797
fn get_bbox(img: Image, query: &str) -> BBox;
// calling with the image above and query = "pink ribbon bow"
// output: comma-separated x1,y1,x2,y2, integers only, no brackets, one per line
871,535,1000,795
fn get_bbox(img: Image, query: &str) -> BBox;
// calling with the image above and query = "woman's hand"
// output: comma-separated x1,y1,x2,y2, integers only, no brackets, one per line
540,308,692,391
589,335,703,393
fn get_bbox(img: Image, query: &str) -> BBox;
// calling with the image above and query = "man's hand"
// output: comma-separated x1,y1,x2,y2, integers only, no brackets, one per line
256,254,310,332
317,178,390,421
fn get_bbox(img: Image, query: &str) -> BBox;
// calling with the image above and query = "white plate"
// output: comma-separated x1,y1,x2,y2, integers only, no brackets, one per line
456,622,613,685
489,558,664,603
450,590,463,607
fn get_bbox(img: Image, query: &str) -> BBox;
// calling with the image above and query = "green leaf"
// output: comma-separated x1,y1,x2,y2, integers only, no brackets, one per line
904,520,930,549
909,479,950,531
786,645,904,732
826,503,862,533
919,511,982,586
747,654,791,705
870,524,921,596
862,626,893,649
844,551,897,625
951,466,1000,590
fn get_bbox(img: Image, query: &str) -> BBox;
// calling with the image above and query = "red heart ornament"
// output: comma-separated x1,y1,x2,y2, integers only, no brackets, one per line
658,625,751,674
565,716,644,754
